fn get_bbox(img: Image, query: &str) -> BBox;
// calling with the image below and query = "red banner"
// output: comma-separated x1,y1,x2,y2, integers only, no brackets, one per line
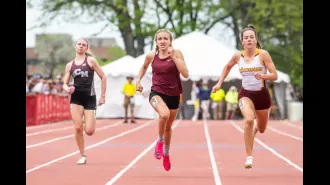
26,94,71,126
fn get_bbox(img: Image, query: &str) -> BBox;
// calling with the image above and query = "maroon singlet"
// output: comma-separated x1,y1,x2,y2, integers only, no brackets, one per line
151,53,182,96
70,56,95,95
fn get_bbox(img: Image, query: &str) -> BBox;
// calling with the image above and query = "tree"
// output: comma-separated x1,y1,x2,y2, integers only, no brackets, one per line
27,0,231,56
219,0,303,87
35,34,75,78
28,0,157,57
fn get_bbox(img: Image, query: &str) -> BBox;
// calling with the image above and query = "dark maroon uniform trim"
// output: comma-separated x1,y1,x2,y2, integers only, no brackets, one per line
70,56,95,95
238,87,271,110
151,54,182,96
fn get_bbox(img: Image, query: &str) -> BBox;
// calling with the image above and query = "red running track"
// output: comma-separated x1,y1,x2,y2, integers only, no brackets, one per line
26,119,303,185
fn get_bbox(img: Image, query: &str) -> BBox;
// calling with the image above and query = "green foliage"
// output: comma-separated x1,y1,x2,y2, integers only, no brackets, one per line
35,34,75,78
108,46,126,61
54,64,66,77
249,0,303,88
96,46,126,67
28,0,303,87
223,0,303,88
28,0,231,56
97,58,112,67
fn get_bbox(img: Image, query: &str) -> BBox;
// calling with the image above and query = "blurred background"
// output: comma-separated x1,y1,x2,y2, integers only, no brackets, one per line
26,0,303,126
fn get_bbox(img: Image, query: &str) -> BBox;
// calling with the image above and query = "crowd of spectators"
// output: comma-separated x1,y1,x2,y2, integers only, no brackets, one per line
26,72,69,97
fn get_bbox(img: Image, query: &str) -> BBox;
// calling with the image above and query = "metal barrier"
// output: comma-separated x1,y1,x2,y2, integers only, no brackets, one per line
26,94,71,126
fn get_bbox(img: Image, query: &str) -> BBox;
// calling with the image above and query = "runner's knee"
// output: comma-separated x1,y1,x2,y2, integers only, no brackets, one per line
159,111,170,122
85,128,95,136
74,120,84,133
244,116,254,126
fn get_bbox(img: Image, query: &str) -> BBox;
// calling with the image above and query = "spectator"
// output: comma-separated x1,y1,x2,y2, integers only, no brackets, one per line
198,79,211,120
191,81,201,122
210,87,225,120
225,86,238,120
122,76,136,123
26,73,69,97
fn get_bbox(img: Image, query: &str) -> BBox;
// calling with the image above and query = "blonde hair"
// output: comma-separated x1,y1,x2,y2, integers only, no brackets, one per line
76,38,95,57
153,29,174,53
241,24,262,49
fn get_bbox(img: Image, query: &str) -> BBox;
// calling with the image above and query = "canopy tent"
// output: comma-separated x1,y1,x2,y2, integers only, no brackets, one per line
94,56,154,119
98,55,137,77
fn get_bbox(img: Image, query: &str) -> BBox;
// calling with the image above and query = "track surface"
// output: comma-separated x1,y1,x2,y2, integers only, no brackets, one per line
26,119,303,185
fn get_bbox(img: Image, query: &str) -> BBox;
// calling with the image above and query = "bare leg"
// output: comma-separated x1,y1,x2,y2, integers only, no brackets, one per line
163,109,179,155
130,104,136,123
84,109,96,136
238,98,256,169
71,104,87,164
255,108,271,134
149,96,170,159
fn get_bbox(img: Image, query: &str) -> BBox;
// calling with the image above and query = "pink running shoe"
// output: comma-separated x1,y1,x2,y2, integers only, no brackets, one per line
154,141,164,160
163,155,171,171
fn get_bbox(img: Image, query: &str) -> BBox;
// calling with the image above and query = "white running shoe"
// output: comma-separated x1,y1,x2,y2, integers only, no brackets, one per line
77,155,87,165
244,156,253,169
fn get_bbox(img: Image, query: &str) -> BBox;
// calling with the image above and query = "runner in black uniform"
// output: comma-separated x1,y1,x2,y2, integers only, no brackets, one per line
63,38,107,165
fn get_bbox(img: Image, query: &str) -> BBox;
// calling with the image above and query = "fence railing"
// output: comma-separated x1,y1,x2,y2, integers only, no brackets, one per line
26,94,71,126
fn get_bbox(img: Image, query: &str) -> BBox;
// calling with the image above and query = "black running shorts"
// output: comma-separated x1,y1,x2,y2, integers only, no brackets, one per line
70,90,97,110
149,90,180,110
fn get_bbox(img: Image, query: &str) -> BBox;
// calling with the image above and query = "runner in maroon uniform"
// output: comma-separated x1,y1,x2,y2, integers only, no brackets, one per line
63,38,107,165
136,29,189,171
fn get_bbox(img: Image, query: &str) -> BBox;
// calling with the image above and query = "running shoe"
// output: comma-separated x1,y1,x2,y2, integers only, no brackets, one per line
77,155,87,165
244,156,253,169
154,141,164,160
163,155,171,171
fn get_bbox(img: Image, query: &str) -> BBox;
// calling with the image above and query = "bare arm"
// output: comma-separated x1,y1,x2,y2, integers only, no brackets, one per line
172,50,189,78
89,57,107,97
260,50,278,81
62,62,72,91
216,51,241,86
136,52,155,83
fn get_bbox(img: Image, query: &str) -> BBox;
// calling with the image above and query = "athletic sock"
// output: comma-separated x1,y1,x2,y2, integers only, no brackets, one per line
158,136,164,142
163,145,169,156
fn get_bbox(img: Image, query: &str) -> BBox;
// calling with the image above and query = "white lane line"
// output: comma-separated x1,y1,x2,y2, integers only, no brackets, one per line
26,121,123,149
204,119,222,185
268,126,303,142
26,120,153,174
231,121,303,172
105,121,180,185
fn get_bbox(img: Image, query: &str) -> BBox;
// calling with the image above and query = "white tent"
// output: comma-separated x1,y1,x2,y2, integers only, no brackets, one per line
94,56,154,119
101,55,137,77
94,31,291,119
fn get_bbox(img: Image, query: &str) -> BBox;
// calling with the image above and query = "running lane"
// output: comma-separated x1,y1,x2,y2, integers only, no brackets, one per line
26,119,121,146
26,119,149,171
111,120,217,185
233,120,303,169
282,120,303,130
208,120,302,185
26,120,156,185
267,120,303,139
26,120,72,134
